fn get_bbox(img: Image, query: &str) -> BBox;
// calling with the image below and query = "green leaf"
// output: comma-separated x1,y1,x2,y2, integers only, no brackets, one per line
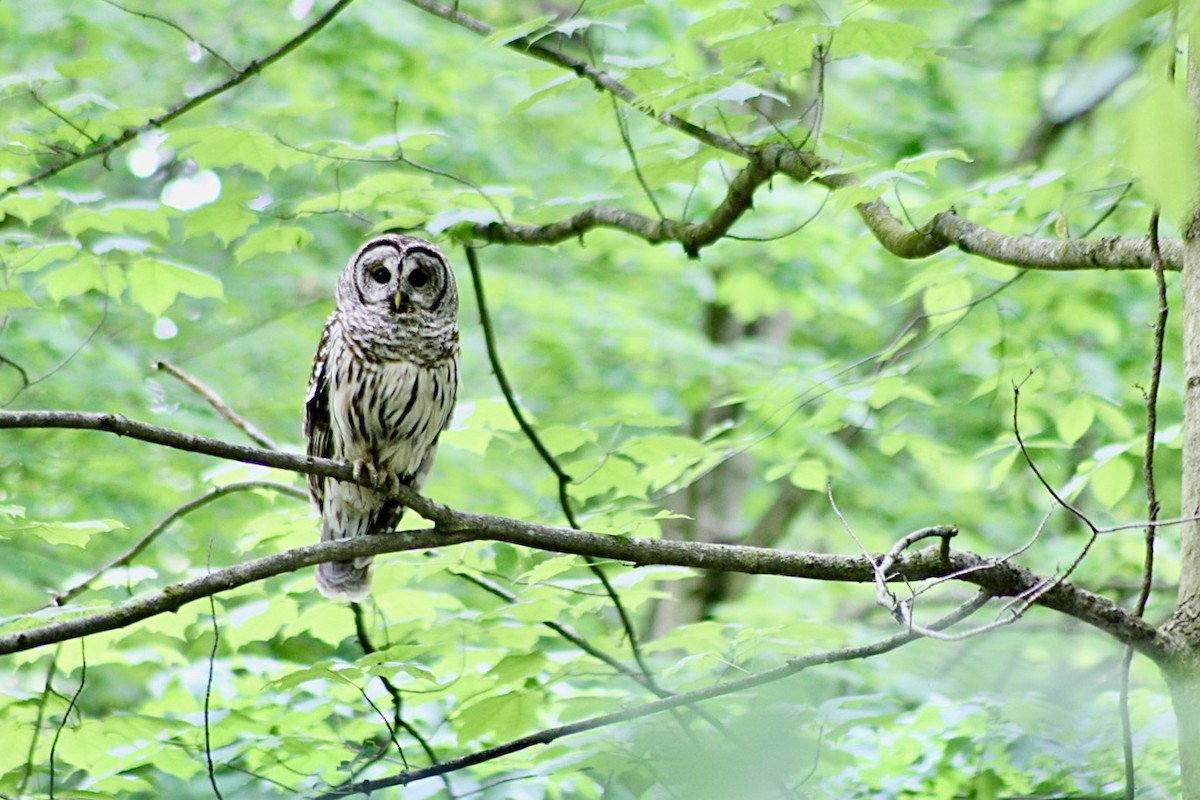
716,269,786,321
1,190,61,225
41,256,127,302
518,554,579,585
182,191,258,244
233,225,314,262
55,57,118,78
1090,455,1133,509
169,126,310,177
126,258,223,316
688,81,787,109
831,19,934,62
62,202,172,239
0,517,126,547
0,289,37,312
788,459,828,491
988,448,1020,489
1125,81,1197,222
484,15,554,46
922,277,973,329
456,691,540,741
1055,396,1094,445
487,651,547,684
896,149,972,176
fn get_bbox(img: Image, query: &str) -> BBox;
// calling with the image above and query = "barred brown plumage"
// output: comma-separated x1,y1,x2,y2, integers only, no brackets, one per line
303,234,460,601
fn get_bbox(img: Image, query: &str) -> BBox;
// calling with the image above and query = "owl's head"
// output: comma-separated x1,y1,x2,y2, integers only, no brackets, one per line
337,234,457,321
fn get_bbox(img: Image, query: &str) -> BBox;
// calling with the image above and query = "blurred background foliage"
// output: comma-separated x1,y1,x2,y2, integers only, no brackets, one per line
0,0,1186,796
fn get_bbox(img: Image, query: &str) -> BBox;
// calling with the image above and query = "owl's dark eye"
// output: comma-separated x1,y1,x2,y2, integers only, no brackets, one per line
408,267,430,289
369,267,391,284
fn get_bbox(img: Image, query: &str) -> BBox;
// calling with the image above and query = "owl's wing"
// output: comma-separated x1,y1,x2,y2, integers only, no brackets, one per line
304,318,335,509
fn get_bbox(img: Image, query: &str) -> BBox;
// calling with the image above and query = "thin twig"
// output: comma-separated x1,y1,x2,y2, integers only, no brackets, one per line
154,361,280,449
350,605,408,767
18,644,61,794
0,353,30,391
349,602,455,796
312,592,990,798
1121,206,1169,800
204,578,226,800
609,95,666,222
1012,382,1100,535
1,0,359,200
97,0,238,71
451,568,651,688
3,294,110,407
47,641,85,800
464,245,656,685
47,480,305,608
29,89,97,149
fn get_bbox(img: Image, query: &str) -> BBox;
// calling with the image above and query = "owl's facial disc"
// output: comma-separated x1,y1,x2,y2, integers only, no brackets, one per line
341,235,455,321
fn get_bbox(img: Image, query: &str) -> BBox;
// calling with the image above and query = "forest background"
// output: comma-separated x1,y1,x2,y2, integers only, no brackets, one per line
0,0,1195,798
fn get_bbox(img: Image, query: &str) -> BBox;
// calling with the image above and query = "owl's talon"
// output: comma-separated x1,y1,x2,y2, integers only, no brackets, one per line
351,459,376,486
378,471,401,497
351,459,400,496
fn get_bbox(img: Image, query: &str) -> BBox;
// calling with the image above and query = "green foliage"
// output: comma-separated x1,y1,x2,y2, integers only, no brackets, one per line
0,0,1184,797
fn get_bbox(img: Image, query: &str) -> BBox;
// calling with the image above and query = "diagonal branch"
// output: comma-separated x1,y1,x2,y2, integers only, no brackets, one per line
0,409,1167,659
313,591,991,798
48,480,305,607
0,0,358,200
399,0,741,154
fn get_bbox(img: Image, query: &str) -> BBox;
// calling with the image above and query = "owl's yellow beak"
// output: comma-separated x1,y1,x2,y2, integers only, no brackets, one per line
391,290,409,312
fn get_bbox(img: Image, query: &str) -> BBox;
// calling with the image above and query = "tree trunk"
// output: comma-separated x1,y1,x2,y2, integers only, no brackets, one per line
1165,37,1200,800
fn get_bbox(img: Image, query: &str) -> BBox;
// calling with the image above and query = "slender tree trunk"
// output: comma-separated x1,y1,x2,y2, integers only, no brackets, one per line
1171,215,1200,797
1165,37,1200,800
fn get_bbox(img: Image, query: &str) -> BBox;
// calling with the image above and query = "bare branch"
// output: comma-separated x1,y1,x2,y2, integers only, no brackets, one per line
154,361,280,449
48,480,304,608
465,246,654,681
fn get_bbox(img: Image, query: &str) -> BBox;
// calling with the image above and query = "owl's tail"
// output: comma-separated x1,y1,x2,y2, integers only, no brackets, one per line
316,512,374,601
316,558,373,602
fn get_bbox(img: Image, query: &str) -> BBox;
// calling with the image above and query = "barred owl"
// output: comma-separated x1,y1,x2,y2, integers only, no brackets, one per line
304,234,460,601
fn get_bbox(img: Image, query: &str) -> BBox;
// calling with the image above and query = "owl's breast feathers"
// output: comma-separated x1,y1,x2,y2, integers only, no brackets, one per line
322,320,458,482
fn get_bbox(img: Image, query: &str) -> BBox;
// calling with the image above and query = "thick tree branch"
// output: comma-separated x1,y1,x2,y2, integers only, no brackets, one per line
0,409,1166,659
464,145,1180,270
407,1,1181,271
0,0,357,200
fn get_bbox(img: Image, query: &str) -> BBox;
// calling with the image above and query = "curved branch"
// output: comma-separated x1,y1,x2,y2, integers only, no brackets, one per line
409,1,1181,272
49,480,305,607
464,144,1180,270
0,409,1167,660
0,0,358,200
